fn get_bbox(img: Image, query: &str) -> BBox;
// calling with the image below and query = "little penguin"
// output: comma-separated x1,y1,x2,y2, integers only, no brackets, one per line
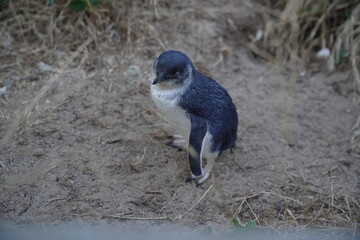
151,50,238,185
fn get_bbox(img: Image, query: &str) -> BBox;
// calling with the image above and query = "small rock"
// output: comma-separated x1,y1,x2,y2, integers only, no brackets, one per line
151,129,167,140
102,56,115,67
2,34,13,47
316,48,330,58
143,112,155,123
55,50,64,60
124,65,142,77
254,29,263,42
299,70,307,78
123,131,139,141
37,61,54,72
0,86,7,96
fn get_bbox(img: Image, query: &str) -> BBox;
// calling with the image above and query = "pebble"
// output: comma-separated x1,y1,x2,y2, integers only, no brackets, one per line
37,61,54,71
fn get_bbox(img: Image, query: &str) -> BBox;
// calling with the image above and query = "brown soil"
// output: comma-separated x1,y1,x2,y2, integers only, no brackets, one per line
0,0,359,233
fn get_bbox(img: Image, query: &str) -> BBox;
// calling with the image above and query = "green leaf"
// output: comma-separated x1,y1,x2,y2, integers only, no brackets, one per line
89,0,101,7
335,48,348,66
232,218,242,230
232,218,254,232
245,220,254,230
200,226,212,235
343,9,351,18
69,0,86,11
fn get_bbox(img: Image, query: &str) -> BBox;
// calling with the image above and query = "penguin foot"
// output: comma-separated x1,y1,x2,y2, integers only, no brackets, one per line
165,135,186,151
185,172,210,186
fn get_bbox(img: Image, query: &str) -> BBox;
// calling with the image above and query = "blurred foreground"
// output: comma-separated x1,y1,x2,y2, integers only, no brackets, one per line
0,224,358,240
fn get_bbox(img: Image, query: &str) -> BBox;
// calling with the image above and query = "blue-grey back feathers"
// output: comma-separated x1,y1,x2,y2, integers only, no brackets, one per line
154,50,238,154
179,70,238,153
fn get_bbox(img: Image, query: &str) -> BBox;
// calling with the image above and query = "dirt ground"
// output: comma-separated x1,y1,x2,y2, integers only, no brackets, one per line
0,0,359,234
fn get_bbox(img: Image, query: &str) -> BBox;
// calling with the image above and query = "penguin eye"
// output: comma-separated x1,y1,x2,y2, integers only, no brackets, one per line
174,70,181,75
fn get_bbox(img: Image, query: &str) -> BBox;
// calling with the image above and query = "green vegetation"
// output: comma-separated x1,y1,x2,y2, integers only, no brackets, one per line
68,0,106,12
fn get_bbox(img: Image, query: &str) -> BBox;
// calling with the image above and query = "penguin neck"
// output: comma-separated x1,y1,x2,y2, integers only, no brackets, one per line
151,76,192,105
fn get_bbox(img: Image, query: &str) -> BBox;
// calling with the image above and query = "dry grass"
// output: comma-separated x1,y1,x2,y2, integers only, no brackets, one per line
251,0,359,73
0,0,149,152
251,0,360,157
242,0,360,230
0,0,149,84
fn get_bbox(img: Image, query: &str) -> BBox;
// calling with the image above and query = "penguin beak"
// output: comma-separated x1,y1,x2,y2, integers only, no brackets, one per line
152,75,165,85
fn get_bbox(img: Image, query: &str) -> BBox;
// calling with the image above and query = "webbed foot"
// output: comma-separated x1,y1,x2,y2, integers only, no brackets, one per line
185,172,210,186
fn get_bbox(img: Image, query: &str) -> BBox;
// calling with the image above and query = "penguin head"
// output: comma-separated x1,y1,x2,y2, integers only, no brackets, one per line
153,50,194,85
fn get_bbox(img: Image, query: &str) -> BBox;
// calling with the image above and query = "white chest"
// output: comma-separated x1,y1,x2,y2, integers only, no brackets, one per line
151,85,190,141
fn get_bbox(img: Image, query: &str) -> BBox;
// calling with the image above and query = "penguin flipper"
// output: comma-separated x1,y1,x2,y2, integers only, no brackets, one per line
186,113,208,185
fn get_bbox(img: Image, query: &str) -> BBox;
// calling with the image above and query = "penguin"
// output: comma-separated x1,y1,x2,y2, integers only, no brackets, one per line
151,50,238,185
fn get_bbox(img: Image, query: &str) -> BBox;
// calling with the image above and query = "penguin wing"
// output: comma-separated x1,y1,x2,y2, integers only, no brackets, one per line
187,112,207,176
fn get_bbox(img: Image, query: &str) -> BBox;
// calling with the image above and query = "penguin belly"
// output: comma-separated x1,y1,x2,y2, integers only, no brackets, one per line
151,86,191,142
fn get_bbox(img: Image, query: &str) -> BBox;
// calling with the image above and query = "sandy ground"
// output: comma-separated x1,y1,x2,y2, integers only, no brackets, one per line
0,0,359,235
